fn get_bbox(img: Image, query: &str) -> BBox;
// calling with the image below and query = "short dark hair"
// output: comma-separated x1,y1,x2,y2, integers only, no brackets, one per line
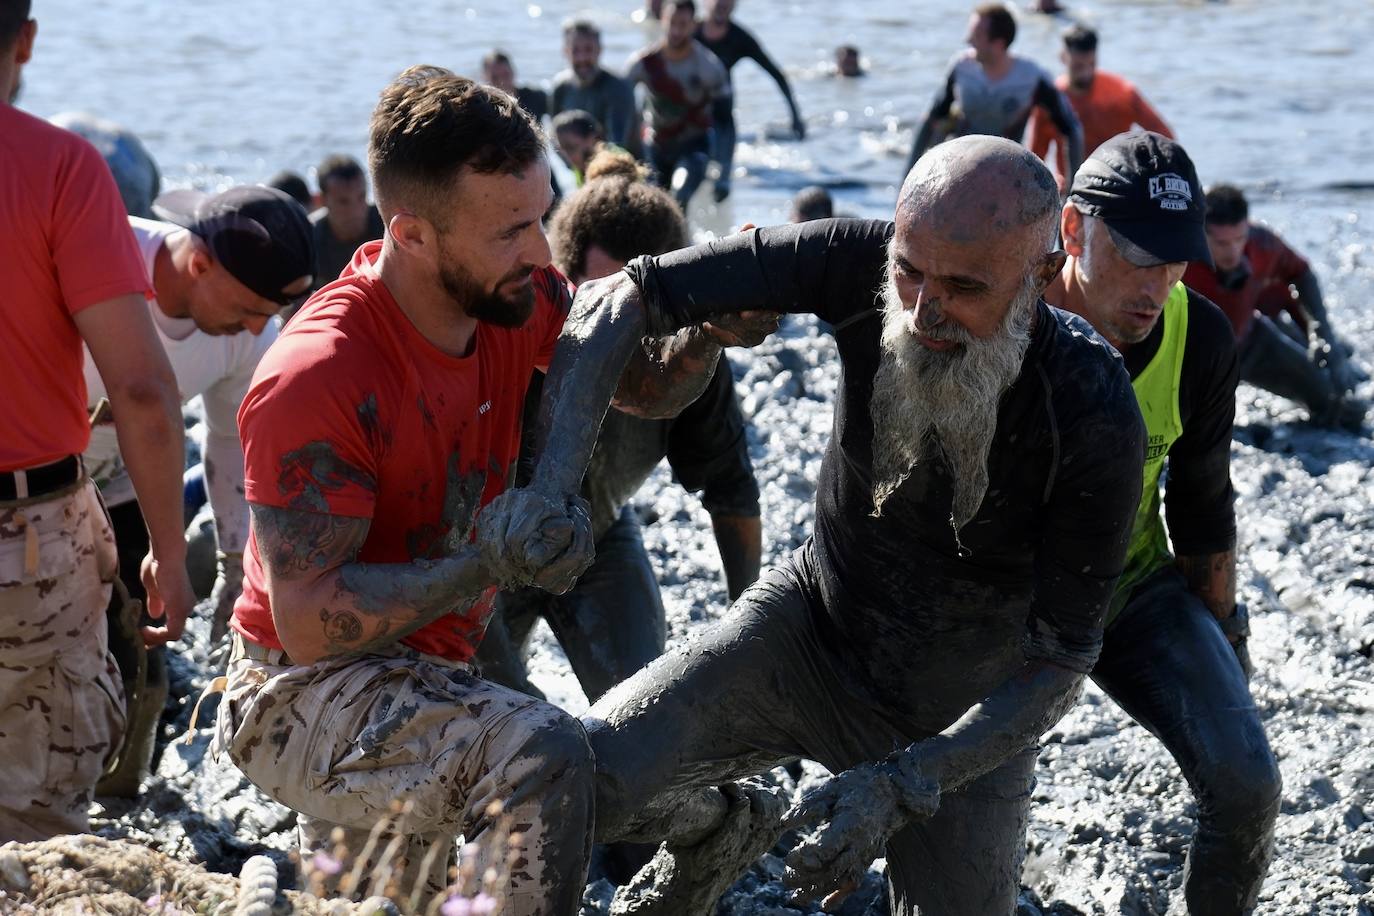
317,154,366,194
553,109,602,140
791,186,834,221
368,69,545,229
665,0,697,17
974,3,1017,47
1204,184,1249,226
563,19,600,42
1063,24,1097,53
266,171,312,210
1,0,32,48
482,49,513,72
548,152,687,280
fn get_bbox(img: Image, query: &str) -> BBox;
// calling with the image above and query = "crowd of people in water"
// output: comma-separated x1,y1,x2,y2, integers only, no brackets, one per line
2,0,1368,913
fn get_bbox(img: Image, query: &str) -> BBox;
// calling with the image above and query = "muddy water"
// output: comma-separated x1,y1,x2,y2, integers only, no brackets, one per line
21,0,1373,912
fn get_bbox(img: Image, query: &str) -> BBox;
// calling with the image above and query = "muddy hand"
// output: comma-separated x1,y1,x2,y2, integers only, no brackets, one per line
781,756,939,908
477,490,593,592
701,310,783,348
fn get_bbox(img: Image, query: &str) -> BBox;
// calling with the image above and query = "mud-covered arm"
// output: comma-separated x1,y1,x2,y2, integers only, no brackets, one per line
528,220,890,498
907,71,957,174
253,504,487,664
1034,77,1083,181
924,354,1147,790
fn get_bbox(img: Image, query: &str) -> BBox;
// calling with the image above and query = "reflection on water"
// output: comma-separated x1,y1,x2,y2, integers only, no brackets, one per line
17,0,1372,323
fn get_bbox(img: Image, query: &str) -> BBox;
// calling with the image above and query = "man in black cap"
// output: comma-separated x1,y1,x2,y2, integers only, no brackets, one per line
86,185,314,795
1043,131,1281,915
501,134,1145,914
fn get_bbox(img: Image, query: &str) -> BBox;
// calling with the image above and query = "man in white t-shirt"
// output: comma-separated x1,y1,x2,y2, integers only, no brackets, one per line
87,185,313,794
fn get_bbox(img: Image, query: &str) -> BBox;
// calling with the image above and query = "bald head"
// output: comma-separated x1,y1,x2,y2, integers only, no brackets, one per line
899,135,1059,252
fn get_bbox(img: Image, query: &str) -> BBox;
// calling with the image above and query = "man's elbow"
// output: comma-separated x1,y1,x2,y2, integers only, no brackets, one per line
106,365,180,414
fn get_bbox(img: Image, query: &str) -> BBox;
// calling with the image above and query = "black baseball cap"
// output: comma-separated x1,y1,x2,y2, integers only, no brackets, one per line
1068,131,1213,268
153,185,315,305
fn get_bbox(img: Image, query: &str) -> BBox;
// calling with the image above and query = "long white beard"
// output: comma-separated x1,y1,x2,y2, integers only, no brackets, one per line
869,272,1036,537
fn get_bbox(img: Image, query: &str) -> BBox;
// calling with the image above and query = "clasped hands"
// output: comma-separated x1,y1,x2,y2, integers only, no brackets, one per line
476,488,594,594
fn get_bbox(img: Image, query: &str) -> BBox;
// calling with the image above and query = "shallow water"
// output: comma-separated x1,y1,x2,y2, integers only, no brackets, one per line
20,1,1374,912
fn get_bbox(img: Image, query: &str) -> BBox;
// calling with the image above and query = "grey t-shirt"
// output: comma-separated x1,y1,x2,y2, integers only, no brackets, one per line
310,205,385,292
625,41,729,144
551,67,639,148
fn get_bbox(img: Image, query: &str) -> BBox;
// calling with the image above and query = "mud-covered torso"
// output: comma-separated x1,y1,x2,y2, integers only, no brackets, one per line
809,301,1141,734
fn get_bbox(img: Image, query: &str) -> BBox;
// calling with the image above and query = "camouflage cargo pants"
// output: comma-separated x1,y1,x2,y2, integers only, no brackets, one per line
213,637,595,915
0,480,123,841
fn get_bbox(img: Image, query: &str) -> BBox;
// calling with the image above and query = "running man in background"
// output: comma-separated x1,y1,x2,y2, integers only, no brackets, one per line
1184,184,1366,430
1028,26,1174,192
626,0,729,212
87,186,313,795
477,149,761,703
1044,132,1280,915
309,154,385,295
552,20,639,152
0,0,191,839
695,0,805,202
907,3,1083,181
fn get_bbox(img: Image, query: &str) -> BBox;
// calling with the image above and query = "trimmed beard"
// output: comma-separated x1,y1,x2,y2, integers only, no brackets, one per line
868,269,1037,537
439,255,536,329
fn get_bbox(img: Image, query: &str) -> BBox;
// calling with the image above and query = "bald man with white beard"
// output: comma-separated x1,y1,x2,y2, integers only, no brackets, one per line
495,136,1147,915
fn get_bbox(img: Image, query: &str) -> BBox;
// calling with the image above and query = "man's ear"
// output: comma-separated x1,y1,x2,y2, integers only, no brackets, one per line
1060,202,1087,258
187,240,213,278
1033,248,1068,295
386,211,436,262
14,19,36,66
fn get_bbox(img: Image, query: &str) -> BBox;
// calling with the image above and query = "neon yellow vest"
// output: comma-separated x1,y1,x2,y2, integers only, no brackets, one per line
1107,281,1189,624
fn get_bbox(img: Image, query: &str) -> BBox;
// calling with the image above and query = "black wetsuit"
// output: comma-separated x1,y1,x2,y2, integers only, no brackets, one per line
1088,288,1280,915
586,219,1145,914
477,359,759,702
695,21,802,197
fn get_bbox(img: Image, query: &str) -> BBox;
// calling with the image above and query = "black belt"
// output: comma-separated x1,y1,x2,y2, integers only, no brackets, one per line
0,455,82,502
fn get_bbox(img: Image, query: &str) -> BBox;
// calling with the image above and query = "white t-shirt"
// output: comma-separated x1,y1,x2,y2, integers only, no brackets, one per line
83,217,277,554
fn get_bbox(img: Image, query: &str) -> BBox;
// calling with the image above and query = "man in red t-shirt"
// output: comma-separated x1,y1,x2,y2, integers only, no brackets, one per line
1027,25,1174,193
0,0,193,840
1183,184,1365,430
214,67,762,914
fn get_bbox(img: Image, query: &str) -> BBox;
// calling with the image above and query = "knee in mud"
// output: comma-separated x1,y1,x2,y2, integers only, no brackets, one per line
520,708,595,787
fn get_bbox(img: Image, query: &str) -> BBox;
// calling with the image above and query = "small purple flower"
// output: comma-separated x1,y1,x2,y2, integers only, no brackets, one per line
145,895,162,910
311,852,343,876
441,895,474,916
471,892,498,915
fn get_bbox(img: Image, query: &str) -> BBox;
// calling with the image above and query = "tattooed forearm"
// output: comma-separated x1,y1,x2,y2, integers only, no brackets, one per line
250,504,495,664
1176,549,1237,620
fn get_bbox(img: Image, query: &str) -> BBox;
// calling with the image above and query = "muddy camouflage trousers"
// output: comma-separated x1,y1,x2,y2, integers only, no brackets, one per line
0,480,123,841
214,638,595,915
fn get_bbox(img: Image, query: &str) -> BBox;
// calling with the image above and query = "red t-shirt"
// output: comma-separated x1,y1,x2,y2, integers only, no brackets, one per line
1182,224,1310,339
232,242,573,661
1027,71,1173,184
1,104,150,471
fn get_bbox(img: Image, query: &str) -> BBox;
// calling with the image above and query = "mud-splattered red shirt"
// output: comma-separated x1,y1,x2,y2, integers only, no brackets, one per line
1182,224,1311,340
232,241,572,662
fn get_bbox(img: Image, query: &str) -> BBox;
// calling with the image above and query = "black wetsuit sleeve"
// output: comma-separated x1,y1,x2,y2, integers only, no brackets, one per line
1028,349,1146,673
1164,291,1238,556
625,217,894,333
737,28,800,116
1033,77,1082,176
665,358,760,517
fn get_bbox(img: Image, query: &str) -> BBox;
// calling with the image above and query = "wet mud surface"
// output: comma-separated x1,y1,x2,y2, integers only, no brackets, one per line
94,294,1373,913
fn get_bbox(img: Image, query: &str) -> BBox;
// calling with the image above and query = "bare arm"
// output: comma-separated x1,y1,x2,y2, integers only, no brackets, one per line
252,504,495,664
1176,548,1238,624
76,294,193,645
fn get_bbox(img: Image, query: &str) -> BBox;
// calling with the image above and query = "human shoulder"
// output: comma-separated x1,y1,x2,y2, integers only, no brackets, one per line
1043,304,1139,421
1181,286,1238,362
